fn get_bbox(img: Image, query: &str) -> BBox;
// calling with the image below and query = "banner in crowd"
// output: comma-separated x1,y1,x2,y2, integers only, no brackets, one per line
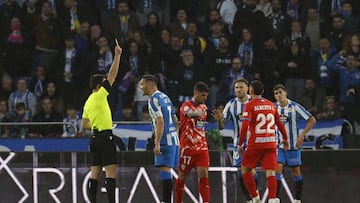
0,119,344,152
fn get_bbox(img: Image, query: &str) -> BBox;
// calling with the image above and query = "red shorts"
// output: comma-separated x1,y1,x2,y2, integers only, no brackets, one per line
178,148,210,173
242,147,277,170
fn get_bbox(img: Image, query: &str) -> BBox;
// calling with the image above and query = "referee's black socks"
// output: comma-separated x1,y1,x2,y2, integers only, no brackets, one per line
162,179,173,203
88,178,98,203
105,178,116,203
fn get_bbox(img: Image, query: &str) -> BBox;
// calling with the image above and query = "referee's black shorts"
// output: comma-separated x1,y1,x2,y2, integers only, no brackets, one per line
89,130,117,166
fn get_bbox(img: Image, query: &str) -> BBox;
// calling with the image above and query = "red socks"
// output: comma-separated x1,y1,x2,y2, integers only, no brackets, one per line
199,177,210,202
175,179,184,203
243,171,258,197
267,175,277,199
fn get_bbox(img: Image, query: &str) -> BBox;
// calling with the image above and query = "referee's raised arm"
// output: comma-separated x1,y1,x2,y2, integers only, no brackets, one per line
107,40,122,86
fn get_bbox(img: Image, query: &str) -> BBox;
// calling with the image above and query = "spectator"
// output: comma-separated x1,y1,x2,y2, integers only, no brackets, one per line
267,0,292,48
317,95,342,120
62,104,82,137
304,8,327,52
29,65,48,100
235,28,260,74
2,102,31,138
283,20,311,55
282,40,311,100
74,20,90,53
328,14,348,51
216,0,237,31
27,0,61,70
181,21,207,61
149,27,171,92
296,78,326,115
218,56,253,103
0,74,13,100
204,35,232,112
176,49,202,104
96,35,113,74
169,8,188,38
133,0,167,26
330,53,360,120
286,0,302,21
128,29,151,56
103,0,141,46
142,12,161,50
29,96,63,137
257,36,284,100
206,20,226,50
232,0,269,46
256,0,271,18
310,37,338,95
2,16,34,77
340,1,360,33
198,9,230,38
8,77,37,116
0,0,25,41
339,33,360,67
51,33,83,107
42,81,65,116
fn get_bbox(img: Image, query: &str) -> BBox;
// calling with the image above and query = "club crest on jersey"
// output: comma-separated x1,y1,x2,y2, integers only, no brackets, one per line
280,114,288,122
181,164,186,170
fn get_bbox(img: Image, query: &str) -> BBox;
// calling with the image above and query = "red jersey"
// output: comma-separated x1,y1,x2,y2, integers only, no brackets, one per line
180,100,208,151
238,97,287,149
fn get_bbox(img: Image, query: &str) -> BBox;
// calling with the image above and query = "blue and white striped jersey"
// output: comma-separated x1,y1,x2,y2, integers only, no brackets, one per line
148,90,179,146
275,99,312,150
222,95,251,148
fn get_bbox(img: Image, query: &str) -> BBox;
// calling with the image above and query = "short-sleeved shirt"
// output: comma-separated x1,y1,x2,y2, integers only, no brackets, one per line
223,95,251,147
82,80,112,131
148,90,179,146
275,99,312,150
179,100,208,151
242,97,281,149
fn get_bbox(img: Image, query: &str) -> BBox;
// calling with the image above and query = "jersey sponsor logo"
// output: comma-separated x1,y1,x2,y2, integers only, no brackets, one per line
195,120,205,129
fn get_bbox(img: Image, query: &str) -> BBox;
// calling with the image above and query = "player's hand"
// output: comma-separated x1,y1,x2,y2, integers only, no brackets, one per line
237,145,243,153
282,140,290,150
153,143,161,155
211,109,222,121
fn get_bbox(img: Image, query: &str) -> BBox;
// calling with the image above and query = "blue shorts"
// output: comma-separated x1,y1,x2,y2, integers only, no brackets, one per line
232,146,244,167
155,145,180,168
277,148,302,166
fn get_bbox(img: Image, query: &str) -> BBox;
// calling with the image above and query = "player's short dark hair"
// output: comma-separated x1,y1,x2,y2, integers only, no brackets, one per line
142,74,158,85
194,81,210,93
90,74,106,90
273,84,286,92
250,80,264,95
234,78,248,86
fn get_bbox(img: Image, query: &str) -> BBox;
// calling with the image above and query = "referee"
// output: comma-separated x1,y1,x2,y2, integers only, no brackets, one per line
82,43,122,203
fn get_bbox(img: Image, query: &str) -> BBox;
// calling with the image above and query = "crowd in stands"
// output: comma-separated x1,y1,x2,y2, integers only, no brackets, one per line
0,0,360,138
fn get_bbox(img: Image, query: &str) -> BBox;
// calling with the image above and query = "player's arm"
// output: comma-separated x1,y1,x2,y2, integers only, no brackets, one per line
275,113,289,150
154,116,164,155
186,109,206,118
107,41,122,86
173,114,179,136
82,118,91,130
238,119,250,151
296,116,316,147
